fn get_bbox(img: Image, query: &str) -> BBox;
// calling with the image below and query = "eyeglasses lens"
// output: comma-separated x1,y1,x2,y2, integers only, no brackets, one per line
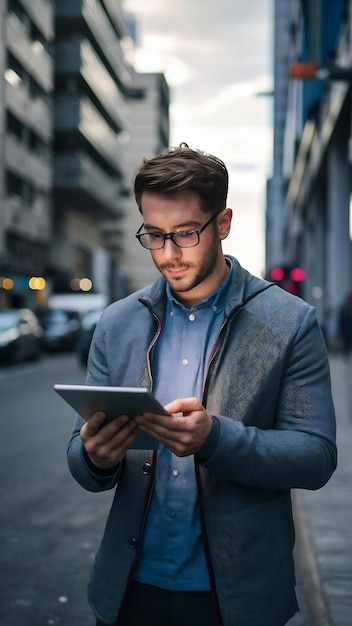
139,232,200,249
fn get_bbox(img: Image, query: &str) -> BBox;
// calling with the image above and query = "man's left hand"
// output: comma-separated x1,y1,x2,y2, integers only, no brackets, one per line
134,397,212,456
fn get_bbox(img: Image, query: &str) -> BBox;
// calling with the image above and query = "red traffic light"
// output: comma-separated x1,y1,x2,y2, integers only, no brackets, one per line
267,266,305,298
290,267,305,282
284,282,299,295
270,267,285,281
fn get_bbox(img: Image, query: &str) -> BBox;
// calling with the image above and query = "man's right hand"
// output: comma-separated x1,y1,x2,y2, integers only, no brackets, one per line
80,412,140,469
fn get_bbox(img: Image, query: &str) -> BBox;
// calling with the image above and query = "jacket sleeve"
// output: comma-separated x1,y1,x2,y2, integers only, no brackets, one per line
66,315,122,492
200,306,337,491
67,413,122,493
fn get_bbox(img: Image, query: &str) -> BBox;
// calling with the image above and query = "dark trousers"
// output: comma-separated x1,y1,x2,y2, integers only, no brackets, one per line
96,581,219,626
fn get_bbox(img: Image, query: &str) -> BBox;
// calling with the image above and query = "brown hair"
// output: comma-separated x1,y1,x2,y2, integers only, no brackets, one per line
134,143,229,215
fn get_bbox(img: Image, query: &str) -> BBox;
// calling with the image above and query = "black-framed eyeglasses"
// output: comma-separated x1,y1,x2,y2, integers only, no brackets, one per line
135,212,220,250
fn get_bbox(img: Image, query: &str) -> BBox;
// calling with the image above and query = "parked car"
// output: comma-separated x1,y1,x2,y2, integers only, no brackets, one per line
76,308,103,367
0,308,43,365
37,309,81,351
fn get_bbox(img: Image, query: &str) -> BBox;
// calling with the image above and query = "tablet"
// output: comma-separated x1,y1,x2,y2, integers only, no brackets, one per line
54,384,168,450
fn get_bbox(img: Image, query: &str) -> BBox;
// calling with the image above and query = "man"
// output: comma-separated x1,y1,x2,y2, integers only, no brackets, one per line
67,144,337,626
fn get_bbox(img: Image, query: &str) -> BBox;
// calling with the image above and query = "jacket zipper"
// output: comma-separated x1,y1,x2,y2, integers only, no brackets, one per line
146,312,162,386
117,314,162,619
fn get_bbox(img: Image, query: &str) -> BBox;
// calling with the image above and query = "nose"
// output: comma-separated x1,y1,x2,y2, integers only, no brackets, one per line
162,237,182,261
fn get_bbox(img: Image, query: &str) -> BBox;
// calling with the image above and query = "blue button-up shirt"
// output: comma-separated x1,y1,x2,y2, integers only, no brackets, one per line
133,266,232,590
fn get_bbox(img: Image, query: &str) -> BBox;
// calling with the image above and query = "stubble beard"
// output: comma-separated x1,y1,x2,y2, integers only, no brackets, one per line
154,243,219,294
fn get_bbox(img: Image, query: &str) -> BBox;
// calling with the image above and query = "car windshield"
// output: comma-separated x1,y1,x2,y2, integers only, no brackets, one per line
38,310,71,327
0,311,18,331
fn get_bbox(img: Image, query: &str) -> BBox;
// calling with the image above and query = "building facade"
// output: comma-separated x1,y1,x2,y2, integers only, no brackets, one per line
0,0,54,309
0,0,170,309
52,0,133,303
267,0,352,342
121,71,170,292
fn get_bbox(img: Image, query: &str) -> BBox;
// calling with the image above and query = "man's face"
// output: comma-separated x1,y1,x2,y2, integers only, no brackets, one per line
140,190,231,306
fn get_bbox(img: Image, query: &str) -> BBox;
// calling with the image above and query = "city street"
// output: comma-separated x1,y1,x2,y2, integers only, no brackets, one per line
0,352,348,626
0,354,112,626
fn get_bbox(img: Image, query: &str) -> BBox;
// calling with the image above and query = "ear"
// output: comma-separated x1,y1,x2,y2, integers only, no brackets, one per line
217,208,232,240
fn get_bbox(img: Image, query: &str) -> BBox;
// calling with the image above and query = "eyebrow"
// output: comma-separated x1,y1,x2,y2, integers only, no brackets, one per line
142,220,202,231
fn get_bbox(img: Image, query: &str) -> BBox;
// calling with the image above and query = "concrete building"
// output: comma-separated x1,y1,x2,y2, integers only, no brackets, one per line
0,0,170,309
265,1,291,272
267,0,352,342
121,71,170,291
0,0,54,308
52,0,132,303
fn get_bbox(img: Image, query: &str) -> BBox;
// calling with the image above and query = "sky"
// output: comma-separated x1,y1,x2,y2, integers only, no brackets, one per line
123,0,273,277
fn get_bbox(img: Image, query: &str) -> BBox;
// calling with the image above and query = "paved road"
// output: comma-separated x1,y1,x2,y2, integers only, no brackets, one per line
0,354,112,626
1,352,348,625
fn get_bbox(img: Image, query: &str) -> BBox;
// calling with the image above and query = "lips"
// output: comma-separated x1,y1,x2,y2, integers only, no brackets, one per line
161,263,188,272
166,267,187,278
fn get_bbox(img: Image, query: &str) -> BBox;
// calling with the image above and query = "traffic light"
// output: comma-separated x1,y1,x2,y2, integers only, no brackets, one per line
266,266,306,298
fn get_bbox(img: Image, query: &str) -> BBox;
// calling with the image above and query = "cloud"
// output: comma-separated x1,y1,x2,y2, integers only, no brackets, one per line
133,46,194,86
173,123,270,164
171,75,272,128
223,202,266,278
184,76,272,117
124,0,272,276
124,0,171,18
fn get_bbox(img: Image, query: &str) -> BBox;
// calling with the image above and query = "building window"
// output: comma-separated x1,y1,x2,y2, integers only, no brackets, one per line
7,111,24,142
8,0,27,27
6,171,26,208
6,52,26,85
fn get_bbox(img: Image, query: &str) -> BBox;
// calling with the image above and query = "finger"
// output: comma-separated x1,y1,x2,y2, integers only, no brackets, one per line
136,416,195,454
82,413,130,441
164,397,204,416
83,411,107,437
95,419,139,452
84,419,139,468
136,406,212,453
135,413,185,441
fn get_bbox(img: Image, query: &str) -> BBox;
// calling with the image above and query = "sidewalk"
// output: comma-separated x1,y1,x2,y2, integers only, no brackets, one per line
292,353,352,625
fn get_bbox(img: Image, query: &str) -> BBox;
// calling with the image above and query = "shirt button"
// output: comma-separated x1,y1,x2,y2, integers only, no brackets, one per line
188,313,195,321
172,469,179,477
182,358,189,365
142,462,151,475
128,536,138,547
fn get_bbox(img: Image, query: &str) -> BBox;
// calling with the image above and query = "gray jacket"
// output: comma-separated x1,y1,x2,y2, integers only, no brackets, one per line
67,256,337,626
